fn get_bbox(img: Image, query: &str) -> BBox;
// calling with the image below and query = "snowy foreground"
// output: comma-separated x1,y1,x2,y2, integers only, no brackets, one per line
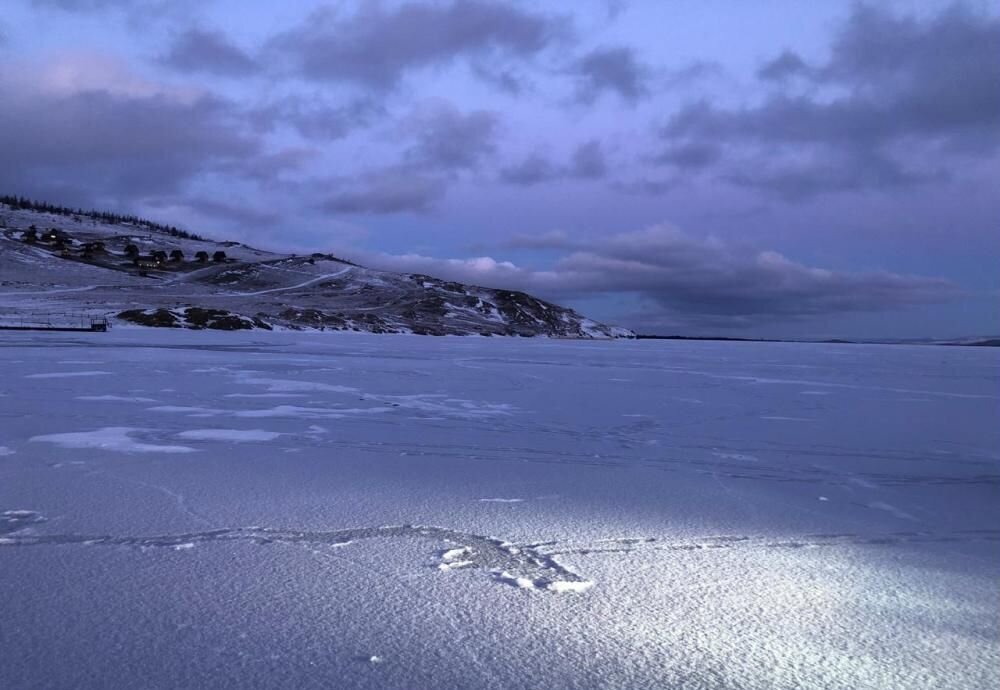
1,331,997,689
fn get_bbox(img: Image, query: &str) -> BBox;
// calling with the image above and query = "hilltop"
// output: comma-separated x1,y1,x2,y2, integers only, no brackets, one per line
0,198,632,338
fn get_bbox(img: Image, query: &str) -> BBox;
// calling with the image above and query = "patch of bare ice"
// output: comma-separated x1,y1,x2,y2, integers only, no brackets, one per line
29,427,196,454
177,429,282,442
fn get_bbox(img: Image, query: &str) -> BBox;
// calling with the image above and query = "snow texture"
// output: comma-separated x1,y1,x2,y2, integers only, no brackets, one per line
0,329,997,690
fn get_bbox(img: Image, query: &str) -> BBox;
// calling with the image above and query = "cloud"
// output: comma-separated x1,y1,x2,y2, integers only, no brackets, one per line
500,140,607,186
33,0,144,9
353,224,959,329
13,52,199,100
170,197,281,225
502,230,572,249
499,153,558,186
661,60,724,88
161,28,259,76
557,227,958,321
570,46,648,104
653,141,721,169
469,61,527,94
603,0,629,21
249,97,384,141
756,50,810,81
221,147,318,183
308,102,501,214
657,4,1000,198
268,1,566,90
610,177,673,196
320,167,446,214
0,55,259,204
354,251,533,288
403,103,499,171
32,0,202,20
568,140,607,179
721,147,935,198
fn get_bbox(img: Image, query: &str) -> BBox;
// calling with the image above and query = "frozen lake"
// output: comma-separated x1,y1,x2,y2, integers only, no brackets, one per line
1,330,998,689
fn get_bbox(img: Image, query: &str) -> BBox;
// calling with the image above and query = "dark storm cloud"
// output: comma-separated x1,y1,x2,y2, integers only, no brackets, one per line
0,57,278,204
320,168,446,214
558,228,959,321
0,83,258,203
268,1,566,90
657,4,1000,198
570,46,648,104
403,105,500,171
358,225,958,328
500,140,606,186
160,28,259,76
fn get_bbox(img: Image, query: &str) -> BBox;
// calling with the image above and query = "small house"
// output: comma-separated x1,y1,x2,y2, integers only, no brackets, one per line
41,229,69,243
133,256,162,270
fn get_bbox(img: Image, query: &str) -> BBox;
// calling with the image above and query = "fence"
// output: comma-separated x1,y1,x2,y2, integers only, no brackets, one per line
0,311,111,332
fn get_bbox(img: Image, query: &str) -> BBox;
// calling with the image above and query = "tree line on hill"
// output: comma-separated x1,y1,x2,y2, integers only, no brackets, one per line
0,194,204,241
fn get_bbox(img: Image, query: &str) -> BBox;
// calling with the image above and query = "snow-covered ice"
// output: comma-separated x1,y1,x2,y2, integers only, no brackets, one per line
0,329,997,689
77,394,158,403
176,429,283,442
25,370,111,379
30,427,197,454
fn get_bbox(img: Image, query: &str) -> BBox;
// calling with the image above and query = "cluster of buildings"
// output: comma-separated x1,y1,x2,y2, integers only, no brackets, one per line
19,226,227,269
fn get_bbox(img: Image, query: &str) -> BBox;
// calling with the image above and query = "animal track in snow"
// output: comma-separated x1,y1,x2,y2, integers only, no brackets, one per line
543,529,1000,557
7,509,995,594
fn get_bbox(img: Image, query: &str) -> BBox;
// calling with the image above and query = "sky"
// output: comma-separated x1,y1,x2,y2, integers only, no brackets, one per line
0,0,997,338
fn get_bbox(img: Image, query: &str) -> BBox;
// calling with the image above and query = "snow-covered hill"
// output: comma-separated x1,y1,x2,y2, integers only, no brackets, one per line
0,202,633,337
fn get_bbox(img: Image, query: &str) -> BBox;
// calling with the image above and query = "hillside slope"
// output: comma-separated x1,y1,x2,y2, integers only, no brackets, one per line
0,202,632,337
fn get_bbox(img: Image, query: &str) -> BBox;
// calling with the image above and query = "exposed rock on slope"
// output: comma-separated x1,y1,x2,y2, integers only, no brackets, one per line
117,308,271,331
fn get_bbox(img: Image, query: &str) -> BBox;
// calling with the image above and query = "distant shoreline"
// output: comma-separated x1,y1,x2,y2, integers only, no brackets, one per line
635,334,1000,348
